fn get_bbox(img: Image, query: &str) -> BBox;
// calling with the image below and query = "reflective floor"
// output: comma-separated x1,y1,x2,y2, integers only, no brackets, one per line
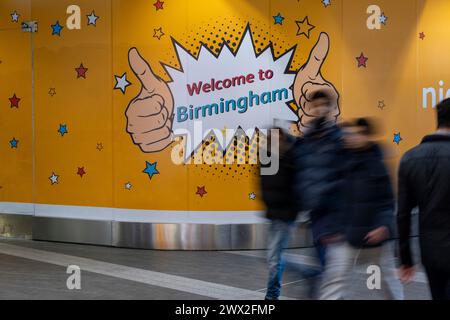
0,238,430,300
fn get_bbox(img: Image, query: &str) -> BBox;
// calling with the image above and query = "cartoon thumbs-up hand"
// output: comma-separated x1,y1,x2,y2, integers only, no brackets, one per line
293,33,340,132
126,48,174,153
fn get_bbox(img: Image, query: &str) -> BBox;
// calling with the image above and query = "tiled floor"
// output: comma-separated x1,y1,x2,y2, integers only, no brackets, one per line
0,238,431,300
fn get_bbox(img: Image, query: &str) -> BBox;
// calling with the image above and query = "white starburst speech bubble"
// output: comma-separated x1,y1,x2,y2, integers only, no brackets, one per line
163,25,298,159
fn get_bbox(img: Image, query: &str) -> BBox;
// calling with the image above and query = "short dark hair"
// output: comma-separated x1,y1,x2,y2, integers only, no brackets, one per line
354,118,374,135
436,98,450,128
311,90,331,102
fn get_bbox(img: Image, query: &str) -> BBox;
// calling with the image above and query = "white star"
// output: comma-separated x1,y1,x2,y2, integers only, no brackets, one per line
87,11,99,26
249,192,256,200
114,73,131,94
49,173,59,185
11,11,20,23
322,0,331,7
125,182,132,190
379,13,388,25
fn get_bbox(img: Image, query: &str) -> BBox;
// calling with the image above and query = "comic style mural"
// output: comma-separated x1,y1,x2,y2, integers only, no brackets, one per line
125,28,338,160
0,0,448,220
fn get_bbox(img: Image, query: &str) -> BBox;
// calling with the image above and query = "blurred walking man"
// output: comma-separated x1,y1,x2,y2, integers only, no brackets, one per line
398,98,450,300
260,128,298,300
341,118,403,300
292,91,348,300
261,128,320,300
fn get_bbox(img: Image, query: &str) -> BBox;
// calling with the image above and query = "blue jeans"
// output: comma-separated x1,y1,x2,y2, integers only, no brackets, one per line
265,220,292,300
315,242,326,269
265,220,322,300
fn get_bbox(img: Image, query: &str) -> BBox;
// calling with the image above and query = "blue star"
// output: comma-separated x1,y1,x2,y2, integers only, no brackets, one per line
9,138,19,148
58,124,68,136
273,13,284,25
379,13,388,25
114,73,131,94
51,21,63,36
143,161,159,180
322,0,331,7
393,133,403,145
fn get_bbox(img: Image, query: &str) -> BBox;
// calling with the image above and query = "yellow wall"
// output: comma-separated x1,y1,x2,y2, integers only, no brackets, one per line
0,0,32,203
0,0,447,214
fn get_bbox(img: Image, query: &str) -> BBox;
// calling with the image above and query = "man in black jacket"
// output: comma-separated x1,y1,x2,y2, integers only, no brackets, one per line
341,118,403,300
292,91,348,299
398,98,450,300
261,128,297,224
342,119,395,247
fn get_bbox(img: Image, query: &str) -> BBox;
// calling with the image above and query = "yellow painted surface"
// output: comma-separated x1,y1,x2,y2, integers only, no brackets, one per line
0,0,448,213
0,0,32,203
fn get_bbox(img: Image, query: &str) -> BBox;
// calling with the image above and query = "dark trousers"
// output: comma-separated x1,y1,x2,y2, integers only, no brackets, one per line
424,265,450,300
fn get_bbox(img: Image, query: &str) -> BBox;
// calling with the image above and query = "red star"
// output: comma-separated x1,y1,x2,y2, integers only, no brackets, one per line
75,63,88,78
419,32,426,40
9,94,21,108
356,53,368,68
153,0,164,10
77,167,86,178
196,186,207,198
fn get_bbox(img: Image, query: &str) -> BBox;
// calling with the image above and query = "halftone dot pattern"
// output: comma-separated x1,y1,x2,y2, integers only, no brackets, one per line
248,134,258,164
169,136,187,165
169,132,260,181
162,16,300,75
161,17,299,181
202,135,223,165
189,131,265,181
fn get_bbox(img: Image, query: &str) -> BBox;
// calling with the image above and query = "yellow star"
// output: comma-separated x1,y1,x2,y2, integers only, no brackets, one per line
153,27,165,40
295,16,315,38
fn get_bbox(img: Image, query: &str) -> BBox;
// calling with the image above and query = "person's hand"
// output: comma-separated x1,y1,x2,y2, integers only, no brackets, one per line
126,48,174,152
364,226,389,245
399,265,416,284
292,33,340,132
